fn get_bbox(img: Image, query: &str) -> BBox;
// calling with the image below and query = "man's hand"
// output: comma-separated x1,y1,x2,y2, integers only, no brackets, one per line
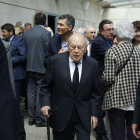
91,116,98,129
40,106,51,118
58,47,68,54
132,123,140,139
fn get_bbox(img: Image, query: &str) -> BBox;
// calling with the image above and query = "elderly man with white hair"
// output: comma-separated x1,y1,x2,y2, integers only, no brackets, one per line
84,25,96,57
102,21,140,140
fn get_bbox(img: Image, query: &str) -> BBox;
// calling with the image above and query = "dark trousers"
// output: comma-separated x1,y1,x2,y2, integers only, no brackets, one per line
14,80,22,107
27,72,45,124
108,108,137,140
96,100,106,136
53,106,90,140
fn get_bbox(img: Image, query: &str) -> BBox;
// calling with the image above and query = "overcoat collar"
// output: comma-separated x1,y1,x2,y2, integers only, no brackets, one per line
60,52,90,96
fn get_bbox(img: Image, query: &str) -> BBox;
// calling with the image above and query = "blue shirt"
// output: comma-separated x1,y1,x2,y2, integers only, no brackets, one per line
61,38,68,51
8,35,14,44
106,39,113,48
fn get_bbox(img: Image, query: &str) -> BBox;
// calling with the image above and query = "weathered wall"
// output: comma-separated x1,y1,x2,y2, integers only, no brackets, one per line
0,0,102,33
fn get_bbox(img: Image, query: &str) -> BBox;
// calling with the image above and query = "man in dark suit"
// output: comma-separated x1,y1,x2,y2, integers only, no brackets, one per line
1,23,26,107
23,12,51,127
40,33,100,140
91,20,114,140
44,14,75,68
132,80,140,139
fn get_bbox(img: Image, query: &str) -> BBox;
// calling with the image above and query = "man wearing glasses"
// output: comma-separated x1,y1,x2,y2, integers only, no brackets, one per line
40,33,100,140
91,20,114,140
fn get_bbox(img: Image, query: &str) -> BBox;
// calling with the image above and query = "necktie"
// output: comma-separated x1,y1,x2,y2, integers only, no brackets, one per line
73,62,79,94
108,40,113,47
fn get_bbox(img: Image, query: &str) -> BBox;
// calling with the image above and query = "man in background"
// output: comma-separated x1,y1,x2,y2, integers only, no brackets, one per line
1,23,26,108
24,12,51,127
84,25,96,57
24,23,32,32
44,14,75,68
91,20,114,140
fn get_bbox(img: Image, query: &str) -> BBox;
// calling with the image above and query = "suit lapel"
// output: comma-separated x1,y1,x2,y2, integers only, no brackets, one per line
10,35,16,48
59,52,74,93
76,55,90,96
56,36,62,52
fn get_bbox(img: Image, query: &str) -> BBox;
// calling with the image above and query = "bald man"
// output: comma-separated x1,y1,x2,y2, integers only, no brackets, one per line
85,25,96,56
40,33,100,140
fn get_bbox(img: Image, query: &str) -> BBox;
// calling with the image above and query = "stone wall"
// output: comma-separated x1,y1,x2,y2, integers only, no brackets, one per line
102,8,140,27
0,0,102,35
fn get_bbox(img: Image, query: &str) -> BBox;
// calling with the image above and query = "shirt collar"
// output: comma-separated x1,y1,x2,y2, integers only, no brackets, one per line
8,35,14,43
40,25,44,28
69,54,83,64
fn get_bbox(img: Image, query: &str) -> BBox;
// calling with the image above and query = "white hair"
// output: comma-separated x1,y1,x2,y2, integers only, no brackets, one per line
115,21,136,41
75,28,85,35
84,25,95,33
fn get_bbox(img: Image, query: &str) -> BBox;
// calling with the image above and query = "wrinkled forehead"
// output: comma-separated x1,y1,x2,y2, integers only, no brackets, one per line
69,35,86,46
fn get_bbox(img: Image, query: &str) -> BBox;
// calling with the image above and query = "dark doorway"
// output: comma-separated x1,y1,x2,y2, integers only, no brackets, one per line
48,15,55,34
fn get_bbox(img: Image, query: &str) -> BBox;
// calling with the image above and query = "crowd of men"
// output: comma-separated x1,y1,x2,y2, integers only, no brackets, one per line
1,12,140,140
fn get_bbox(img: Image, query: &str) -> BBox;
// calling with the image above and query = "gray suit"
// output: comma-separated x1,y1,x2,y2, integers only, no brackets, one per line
24,25,51,73
23,25,51,124
2,40,16,96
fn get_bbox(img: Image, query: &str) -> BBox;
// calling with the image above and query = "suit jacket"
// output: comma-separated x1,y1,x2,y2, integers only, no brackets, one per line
133,80,140,130
91,34,111,88
102,42,140,110
2,40,16,96
24,25,51,73
44,35,62,68
10,34,26,80
40,52,100,132
0,39,24,140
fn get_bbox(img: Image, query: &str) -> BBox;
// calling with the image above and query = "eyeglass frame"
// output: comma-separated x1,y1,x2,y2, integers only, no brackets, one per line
102,28,115,33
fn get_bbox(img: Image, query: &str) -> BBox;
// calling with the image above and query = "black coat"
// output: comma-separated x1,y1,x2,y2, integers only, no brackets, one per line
133,79,140,130
91,34,111,88
40,52,100,132
0,39,24,139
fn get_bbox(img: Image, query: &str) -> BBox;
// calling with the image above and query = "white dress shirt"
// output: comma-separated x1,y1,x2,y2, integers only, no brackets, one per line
69,55,83,82
87,41,91,57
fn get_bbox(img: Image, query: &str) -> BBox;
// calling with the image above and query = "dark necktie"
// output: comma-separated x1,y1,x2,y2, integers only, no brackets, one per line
108,40,113,47
73,62,79,94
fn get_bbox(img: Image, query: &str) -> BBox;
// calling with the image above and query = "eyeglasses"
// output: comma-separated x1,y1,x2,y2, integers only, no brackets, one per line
69,45,85,51
103,28,114,33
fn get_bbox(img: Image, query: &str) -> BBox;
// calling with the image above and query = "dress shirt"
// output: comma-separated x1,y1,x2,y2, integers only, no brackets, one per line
8,35,14,44
107,39,113,48
61,38,68,51
116,41,134,111
40,25,44,28
69,55,83,82
87,41,91,57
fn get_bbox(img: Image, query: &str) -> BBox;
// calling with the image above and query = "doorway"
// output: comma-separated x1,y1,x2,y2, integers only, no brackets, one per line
48,15,55,34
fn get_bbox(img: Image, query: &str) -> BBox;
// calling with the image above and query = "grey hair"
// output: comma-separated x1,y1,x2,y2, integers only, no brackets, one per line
59,14,75,30
75,28,85,35
68,33,88,45
84,25,95,33
16,21,24,28
115,21,136,41
24,23,32,27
